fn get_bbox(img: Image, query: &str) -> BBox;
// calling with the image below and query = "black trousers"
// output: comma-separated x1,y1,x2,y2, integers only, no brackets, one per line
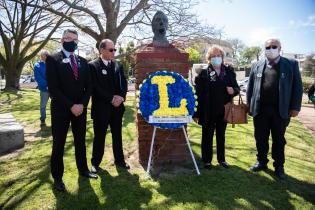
201,115,227,164
253,106,290,169
91,108,125,167
50,108,89,181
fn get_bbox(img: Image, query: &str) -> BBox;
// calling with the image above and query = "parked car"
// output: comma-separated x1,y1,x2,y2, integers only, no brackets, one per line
237,77,249,92
19,75,35,84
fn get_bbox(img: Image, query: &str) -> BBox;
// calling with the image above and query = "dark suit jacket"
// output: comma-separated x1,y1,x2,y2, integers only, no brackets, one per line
46,51,92,113
194,64,239,125
246,56,303,119
89,57,127,120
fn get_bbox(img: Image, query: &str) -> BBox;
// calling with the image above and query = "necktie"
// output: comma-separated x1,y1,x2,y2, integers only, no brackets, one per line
69,54,78,80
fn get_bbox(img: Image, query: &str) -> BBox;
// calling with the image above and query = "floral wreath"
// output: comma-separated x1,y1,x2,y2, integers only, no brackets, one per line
137,71,197,129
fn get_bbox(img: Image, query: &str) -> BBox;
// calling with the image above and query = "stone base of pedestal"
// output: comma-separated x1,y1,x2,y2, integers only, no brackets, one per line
135,43,192,167
0,113,24,155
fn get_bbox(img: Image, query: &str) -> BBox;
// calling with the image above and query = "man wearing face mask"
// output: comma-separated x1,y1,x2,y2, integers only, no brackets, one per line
247,38,303,179
89,39,129,174
46,29,97,192
194,46,239,170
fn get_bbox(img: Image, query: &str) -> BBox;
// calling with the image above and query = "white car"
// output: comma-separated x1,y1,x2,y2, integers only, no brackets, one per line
237,77,249,92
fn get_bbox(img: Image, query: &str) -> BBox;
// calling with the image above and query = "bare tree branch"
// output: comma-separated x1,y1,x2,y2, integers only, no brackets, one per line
0,0,65,90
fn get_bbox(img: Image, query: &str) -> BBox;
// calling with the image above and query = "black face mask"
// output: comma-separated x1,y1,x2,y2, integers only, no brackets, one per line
63,41,77,52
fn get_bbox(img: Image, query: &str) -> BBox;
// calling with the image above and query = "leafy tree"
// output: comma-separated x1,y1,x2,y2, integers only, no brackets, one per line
118,41,136,78
302,53,315,77
240,46,262,65
227,38,245,67
185,47,201,66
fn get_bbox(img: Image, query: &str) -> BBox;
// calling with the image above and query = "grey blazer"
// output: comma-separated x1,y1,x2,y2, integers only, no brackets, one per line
246,56,303,119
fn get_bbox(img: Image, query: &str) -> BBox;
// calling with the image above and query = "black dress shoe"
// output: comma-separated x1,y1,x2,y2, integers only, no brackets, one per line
91,165,104,174
80,171,98,179
115,162,130,169
204,163,212,170
249,162,268,172
54,180,66,192
275,168,286,180
219,161,229,168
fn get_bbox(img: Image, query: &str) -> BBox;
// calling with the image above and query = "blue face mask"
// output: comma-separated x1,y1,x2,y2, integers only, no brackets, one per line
210,56,222,66
63,41,77,52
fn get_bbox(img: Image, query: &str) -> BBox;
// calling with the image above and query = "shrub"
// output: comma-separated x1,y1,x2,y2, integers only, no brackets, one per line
302,76,314,93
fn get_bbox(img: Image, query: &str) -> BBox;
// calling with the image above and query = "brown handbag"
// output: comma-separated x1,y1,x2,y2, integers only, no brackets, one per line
224,95,248,127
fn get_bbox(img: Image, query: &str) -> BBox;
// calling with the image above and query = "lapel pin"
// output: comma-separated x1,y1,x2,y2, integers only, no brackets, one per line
62,58,70,63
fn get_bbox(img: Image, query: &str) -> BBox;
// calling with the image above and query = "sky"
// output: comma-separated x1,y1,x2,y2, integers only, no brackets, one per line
194,0,315,54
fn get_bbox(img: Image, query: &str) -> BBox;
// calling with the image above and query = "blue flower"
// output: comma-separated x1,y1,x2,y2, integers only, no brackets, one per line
138,71,196,129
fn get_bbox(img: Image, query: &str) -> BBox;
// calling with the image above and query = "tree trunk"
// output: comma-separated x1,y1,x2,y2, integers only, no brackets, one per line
4,64,23,91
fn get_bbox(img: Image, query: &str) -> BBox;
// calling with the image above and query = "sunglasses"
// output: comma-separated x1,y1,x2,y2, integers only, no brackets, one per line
265,45,278,50
107,48,117,52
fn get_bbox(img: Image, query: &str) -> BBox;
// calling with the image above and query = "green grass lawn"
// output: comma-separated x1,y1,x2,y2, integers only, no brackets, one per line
0,89,315,210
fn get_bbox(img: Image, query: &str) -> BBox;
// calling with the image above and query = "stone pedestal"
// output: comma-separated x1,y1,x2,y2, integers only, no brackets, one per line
0,113,24,155
135,44,191,166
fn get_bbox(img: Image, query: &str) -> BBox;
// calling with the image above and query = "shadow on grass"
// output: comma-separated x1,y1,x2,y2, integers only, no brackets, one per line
51,167,152,210
0,90,23,105
52,176,101,210
0,163,51,209
100,167,152,210
153,165,315,209
0,134,78,209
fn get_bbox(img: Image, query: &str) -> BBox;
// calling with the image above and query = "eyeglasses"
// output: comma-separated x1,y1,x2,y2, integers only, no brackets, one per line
107,48,117,52
265,45,278,50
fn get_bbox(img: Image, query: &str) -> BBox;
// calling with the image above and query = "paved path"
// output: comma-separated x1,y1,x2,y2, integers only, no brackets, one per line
298,103,315,137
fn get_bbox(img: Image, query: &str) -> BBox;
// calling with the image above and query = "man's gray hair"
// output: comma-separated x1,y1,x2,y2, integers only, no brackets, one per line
62,29,78,37
265,38,281,46
39,49,49,57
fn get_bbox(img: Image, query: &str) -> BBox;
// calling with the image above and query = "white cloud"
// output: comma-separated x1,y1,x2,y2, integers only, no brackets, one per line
288,15,315,28
248,27,277,46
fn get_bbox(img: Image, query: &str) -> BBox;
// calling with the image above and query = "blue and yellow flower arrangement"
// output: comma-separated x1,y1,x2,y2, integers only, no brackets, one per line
137,71,197,129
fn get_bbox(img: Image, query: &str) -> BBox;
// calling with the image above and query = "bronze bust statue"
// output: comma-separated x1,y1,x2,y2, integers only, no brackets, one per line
152,11,169,47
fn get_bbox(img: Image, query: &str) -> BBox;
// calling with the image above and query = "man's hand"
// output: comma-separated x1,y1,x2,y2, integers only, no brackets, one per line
226,87,234,95
289,110,299,117
193,118,199,123
111,95,124,107
71,104,84,117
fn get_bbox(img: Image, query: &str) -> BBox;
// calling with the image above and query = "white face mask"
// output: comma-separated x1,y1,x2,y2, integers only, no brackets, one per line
210,56,222,66
265,48,280,60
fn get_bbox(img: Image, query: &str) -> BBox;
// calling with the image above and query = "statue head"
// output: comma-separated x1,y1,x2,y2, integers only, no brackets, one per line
151,11,169,46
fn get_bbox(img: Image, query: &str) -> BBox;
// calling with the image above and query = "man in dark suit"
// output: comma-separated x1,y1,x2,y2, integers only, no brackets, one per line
247,38,303,179
46,29,97,192
89,39,129,173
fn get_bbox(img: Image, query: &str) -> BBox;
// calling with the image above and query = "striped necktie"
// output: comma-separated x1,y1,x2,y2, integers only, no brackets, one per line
69,54,78,80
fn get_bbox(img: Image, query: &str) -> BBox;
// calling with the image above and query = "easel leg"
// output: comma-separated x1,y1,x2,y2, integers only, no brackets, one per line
182,126,201,175
146,126,157,174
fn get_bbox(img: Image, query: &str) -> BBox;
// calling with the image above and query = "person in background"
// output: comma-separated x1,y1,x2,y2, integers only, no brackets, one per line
247,38,303,179
33,49,49,126
308,80,315,108
194,46,239,170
